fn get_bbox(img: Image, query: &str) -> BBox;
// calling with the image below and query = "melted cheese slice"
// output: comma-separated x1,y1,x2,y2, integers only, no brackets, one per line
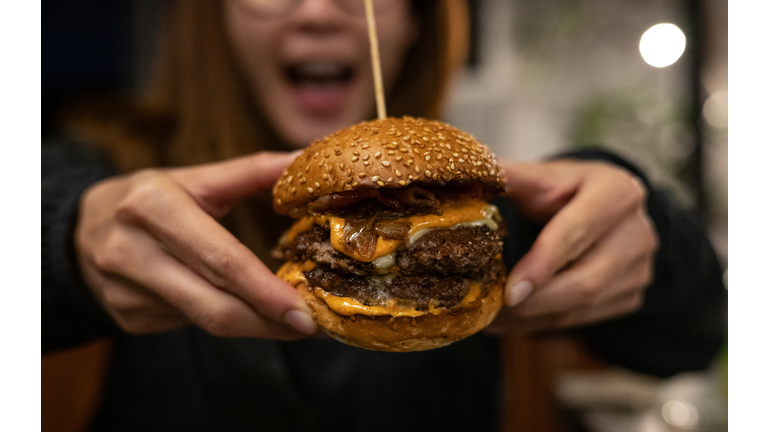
276,261,483,318
284,199,497,262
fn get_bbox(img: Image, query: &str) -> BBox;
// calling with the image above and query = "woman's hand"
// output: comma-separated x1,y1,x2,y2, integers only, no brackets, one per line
75,151,317,339
487,158,659,334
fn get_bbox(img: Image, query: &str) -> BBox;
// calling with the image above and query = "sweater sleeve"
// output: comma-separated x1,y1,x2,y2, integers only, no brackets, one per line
42,138,122,353
497,149,727,378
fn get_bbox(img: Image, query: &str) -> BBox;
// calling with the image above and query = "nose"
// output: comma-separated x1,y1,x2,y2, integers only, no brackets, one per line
290,0,349,34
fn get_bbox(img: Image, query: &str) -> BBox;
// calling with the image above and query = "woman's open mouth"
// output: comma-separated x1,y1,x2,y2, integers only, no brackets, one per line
285,60,356,116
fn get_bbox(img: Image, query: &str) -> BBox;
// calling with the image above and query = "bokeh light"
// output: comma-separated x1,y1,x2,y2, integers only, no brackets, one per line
661,400,699,429
703,91,729,129
639,23,687,68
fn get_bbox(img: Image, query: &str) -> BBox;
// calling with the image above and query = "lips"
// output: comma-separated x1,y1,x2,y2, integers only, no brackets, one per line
286,60,356,117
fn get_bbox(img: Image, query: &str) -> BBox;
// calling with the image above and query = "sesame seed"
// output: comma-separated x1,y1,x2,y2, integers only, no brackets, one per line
382,161,391,167
437,154,443,160
425,170,432,177
403,135,410,140
453,153,459,157
399,180,407,186
377,180,384,187
307,187,314,193
351,156,359,162
340,163,345,170
363,161,370,166
387,177,393,182
363,154,370,161
425,155,431,161
375,151,381,158
387,150,396,155
408,175,414,180
395,169,401,177
359,172,367,178
314,182,320,188
352,181,359,187
395,156,402,161
353,150,359,156
415,165,420,173
362,143,370,149
458,158,465,163
371,176,380,182
276,198,282,205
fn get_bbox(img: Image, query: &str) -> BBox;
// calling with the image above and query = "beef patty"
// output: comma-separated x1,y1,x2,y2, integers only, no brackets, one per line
303,258,506,309
272,223,506,276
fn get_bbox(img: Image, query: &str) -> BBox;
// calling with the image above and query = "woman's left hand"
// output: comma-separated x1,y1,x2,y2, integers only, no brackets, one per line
486,158,659,334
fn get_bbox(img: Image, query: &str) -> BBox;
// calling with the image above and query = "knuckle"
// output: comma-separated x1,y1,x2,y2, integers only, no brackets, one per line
101,286,140,313
572,278,601,306
115,170,170,225
200,249,240,288
198,303,240,337
93,231,132,274
109,310,152,335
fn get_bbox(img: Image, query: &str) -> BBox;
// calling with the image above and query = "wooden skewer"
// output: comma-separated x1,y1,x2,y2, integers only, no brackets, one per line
364,0,387,120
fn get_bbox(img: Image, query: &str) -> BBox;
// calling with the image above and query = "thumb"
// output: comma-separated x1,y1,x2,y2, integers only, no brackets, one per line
170,151,303,216
500,160,576,225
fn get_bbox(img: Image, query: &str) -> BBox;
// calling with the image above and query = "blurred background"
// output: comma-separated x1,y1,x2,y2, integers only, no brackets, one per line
42,1,728,431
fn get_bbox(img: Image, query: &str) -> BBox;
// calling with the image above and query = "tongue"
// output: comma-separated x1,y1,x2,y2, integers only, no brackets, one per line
292,82,349,117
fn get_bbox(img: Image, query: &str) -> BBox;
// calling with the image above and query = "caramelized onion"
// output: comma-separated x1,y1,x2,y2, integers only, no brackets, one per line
342,213,378,261
381,186,438,208
308,189,403,213
373,220,412,240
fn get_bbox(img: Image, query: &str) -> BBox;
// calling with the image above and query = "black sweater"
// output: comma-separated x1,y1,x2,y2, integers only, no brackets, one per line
42,139,726,432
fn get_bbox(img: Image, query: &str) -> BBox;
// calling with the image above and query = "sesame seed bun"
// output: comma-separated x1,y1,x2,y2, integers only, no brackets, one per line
273,116,506,215
291,262,505,352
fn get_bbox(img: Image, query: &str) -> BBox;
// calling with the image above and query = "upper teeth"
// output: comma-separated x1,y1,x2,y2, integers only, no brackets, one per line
295,62,345,77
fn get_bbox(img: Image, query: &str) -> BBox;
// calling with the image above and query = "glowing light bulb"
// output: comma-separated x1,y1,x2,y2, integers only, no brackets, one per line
639,23,687,68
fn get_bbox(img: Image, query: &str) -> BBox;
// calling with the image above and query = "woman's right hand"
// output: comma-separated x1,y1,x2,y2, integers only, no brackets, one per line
75,151,317,340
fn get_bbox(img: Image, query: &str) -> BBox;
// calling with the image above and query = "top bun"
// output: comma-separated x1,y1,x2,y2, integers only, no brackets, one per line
273,117,506,215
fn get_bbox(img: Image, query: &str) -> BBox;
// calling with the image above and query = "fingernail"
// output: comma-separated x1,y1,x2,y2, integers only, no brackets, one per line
506,279,533,307
285,309,316,334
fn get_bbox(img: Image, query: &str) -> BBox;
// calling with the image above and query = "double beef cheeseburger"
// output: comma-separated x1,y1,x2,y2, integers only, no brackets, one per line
271,117,507,352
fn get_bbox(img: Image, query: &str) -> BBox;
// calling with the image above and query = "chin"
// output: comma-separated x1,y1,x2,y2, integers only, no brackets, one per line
271,116,508,352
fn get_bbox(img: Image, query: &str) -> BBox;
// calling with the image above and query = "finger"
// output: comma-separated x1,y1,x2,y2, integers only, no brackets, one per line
511,211,656,316
505,165,646,306
134,244,310,340
115,179,317,335
501,161,577,223
83,254,193,334
100,226,310,339
487,290,645,335
170,151,302,217
551,290,645,328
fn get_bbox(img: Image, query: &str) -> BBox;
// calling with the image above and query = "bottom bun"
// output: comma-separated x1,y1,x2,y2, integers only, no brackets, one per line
293,273,505,352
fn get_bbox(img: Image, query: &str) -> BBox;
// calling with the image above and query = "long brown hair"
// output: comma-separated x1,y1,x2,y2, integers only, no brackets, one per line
63,0,469,267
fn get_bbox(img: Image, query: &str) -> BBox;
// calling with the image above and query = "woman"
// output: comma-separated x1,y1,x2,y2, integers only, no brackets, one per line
42,1,726,430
